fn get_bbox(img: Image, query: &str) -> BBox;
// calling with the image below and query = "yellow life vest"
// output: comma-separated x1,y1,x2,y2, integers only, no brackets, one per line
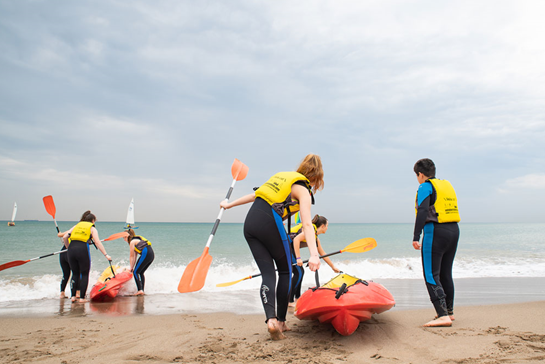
415,179,460,223
254,171,313,219
134,235,152,254
290,223,318,242
69,221,94,244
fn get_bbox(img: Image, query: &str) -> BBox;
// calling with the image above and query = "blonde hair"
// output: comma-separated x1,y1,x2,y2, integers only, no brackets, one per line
126,229,136,243
296,154,324,193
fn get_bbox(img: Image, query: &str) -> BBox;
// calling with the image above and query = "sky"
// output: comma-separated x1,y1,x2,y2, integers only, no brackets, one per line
1,1,544,224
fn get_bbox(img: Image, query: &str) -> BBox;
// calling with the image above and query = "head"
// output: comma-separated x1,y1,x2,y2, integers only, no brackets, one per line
414,158,435,183
296,154,324,193
312,214,328,234
80,210,96,223
125,229,135,244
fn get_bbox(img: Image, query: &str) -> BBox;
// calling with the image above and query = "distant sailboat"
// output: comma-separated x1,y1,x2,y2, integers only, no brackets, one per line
124,198,138,229
7,202,16,226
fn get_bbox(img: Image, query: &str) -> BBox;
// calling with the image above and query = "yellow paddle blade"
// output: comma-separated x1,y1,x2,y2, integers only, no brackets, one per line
341,238,377,254
178,247,213,293
216,275,252,288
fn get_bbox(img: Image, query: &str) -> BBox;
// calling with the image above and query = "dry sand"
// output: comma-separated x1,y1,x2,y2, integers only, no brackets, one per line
1,300,544,364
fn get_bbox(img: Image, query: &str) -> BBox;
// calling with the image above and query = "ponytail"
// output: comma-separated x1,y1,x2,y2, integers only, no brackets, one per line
311,214,328,228
80,210,96,223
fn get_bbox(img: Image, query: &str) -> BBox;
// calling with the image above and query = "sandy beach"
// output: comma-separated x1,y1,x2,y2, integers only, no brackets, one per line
1,299,544,364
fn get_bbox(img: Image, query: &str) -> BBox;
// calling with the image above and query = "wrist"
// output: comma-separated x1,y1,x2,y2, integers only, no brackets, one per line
296,257,301,260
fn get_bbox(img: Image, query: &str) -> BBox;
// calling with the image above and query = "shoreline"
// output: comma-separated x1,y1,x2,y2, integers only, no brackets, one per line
1,301,544,363
1,276,544,318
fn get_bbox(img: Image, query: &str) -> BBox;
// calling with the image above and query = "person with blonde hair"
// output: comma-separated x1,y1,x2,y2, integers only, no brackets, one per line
221,154,324,340
124,229,155,296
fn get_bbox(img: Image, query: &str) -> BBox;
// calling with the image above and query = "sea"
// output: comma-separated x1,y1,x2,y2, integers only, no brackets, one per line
1,221,544,317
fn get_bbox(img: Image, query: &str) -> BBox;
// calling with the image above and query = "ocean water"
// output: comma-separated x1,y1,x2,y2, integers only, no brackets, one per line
1,221,544,314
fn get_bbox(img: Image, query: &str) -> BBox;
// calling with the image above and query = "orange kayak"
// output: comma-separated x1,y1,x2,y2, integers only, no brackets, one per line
295,273,395,336
90,266,132,302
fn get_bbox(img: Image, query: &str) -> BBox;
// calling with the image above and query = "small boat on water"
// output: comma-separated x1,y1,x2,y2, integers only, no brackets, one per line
7,202,17,226
90,265,132,302
295,273,395,336
124,198,138,229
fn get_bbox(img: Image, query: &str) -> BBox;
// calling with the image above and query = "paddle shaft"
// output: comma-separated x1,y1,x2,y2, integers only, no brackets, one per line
205,170,242,248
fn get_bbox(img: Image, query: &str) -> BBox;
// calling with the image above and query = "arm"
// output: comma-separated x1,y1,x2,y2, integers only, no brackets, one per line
317,238,340,272
293,234,304,266
292,184,320,272
129,241,137,271
91,227,112,261
220,192,255,210
62,226,74,248
413,183,433,250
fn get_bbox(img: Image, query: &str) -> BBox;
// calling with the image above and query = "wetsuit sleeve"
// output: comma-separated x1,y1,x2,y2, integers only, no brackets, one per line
413,182,433,242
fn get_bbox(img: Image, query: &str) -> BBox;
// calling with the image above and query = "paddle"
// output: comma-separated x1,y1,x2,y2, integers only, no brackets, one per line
178,158,249,293
216,237,377,287
0,232,128,272
43,195,61,234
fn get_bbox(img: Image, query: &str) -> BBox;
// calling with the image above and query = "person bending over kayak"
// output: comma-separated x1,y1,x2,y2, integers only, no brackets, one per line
289,214,340,307
412,158,460,327
62,211,111,303
220,154,324,340
125,229,154,296
57,231,79,299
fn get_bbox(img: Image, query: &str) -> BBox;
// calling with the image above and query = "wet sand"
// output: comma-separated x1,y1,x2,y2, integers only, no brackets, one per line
1,301,545,364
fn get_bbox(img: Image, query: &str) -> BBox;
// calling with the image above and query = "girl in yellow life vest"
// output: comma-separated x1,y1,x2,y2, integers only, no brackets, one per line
125,229,155,296
289,214,340,307
220,154,324,341
62,211,112,303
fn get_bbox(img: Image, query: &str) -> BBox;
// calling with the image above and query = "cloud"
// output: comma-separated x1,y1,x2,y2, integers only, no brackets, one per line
500,174,545,193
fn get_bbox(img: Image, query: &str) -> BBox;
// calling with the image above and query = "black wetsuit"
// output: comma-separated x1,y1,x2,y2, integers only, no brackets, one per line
67,240,91,299
244,197,293,322
289,255,304,303
133,242,154,292
414,179,460,318
59,245,71,293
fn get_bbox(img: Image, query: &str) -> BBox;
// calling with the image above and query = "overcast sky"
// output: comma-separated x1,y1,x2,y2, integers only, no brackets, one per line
1,1,544,224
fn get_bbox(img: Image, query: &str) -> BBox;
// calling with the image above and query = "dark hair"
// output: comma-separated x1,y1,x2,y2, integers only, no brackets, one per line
311,214,328,228
414,158,436,178
80,210,96,222
126,229,136,243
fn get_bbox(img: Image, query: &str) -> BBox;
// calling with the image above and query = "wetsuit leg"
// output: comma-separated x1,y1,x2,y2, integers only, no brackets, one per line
244,198,292,322
289,255,304,303
133,246,154,292
67,241,91,299
59,246,71,293
421,222,459,317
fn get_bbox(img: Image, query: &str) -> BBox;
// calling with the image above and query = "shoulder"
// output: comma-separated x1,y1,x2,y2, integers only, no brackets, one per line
417,181,434,196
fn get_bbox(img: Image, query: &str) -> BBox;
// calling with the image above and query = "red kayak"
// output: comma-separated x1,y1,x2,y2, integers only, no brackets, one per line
90,266,132,302
295,273,395,336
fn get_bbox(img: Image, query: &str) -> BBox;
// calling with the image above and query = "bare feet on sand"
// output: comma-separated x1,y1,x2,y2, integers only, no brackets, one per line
267,319,286,340
288,302,296,307
60,292,66,298
70,297,77,303
278,321,291,332
135,291,145,296
424,316,452,327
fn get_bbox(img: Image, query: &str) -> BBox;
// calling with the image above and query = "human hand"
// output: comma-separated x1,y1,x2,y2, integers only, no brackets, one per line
308,255,320,272
105,254,112,261
332,267,340,273
412,241,421,250
220,201,230,210
297,258,303,267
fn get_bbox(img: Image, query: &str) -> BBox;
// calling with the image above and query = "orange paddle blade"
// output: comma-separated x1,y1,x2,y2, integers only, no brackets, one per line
340,238,377,254
0,260,30,272
43,195,56,219
231,159,249,181
103,232,129,241
178,247,213,293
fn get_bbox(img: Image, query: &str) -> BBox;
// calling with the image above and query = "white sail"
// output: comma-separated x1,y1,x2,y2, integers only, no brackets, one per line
126,198,135,225
11,202,17,222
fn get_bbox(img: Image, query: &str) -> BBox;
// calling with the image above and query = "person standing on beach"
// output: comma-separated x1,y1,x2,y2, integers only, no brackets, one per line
289,214,340,307
124,229,155,296
412,158,460,327
62,211,112,303
220,154,324,340
57,231,74,299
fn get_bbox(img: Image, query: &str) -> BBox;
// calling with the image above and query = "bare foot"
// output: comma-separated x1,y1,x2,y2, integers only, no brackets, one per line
424,316,452,327
135,291,145,296
288,302,296,307
278,321,291,332
70,297,77,303
60,292,66,298
267,319,286,340
435,315,455,321
78,298,88,303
